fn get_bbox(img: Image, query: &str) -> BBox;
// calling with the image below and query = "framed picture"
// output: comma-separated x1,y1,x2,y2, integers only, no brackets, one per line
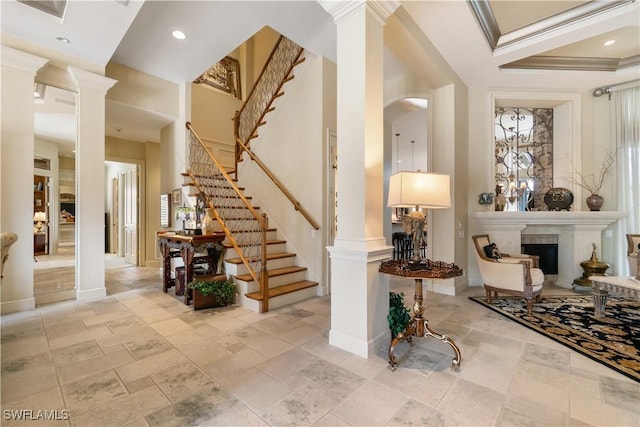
193,56,242,99
172,188,182,205
35,199,43,207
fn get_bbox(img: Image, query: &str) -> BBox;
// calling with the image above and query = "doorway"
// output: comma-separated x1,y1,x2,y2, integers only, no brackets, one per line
106,161,139,267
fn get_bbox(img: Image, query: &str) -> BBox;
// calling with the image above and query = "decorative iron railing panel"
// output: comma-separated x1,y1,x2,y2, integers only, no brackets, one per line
237,36,303,144
187,127,264,282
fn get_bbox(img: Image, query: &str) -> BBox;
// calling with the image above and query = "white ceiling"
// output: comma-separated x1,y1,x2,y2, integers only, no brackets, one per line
2,0,639,153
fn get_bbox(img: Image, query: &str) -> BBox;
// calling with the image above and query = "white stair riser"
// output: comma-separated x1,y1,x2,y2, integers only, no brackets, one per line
225,256,296,276
268,286,318,310
236,271,308,293
235,285,318,313
224,242,286,259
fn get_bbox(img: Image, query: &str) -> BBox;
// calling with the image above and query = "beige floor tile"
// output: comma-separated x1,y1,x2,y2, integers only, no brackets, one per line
570,392,640,427
259,383,340,426
149,317,192,336
115,349,189,384
331,381,409,426
61,370,129,414
243,332,293,358
48,326,112,350
1,387,69,427
202,347,267,381
151,362,217,403
56,349,135,384
1,363,59,404
223,367,292,412
436,378,506,426
144,385,238,427
374,368,454,408
457,341,523,392
257,347,320,381
177,337,231,365
387,399,465,427
205,314,247,332
70,385,170,427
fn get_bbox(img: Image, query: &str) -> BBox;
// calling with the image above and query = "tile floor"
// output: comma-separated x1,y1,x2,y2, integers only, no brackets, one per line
1,265,639,426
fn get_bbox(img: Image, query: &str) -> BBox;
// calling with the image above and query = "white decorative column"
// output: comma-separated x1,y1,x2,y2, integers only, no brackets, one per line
321,0,399,358
68,67,117,301
0,47,48,313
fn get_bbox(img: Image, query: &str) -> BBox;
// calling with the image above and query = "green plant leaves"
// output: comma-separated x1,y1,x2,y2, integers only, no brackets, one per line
388,292,411,338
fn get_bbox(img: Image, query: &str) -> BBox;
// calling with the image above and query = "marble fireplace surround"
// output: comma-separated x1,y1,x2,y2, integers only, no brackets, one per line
471,211,627,288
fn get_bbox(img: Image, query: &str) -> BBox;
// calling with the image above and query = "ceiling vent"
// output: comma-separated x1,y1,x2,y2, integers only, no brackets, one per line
17,1,67,18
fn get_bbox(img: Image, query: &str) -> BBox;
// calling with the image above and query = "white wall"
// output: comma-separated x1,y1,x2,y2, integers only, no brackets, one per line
237,53,329,288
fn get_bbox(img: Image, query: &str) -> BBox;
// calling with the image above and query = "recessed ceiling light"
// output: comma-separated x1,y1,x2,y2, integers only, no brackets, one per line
172,30,186,40
604,39,616,46
56,36,70,44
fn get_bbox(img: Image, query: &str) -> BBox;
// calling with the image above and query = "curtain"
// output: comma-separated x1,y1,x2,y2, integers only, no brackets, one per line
613,86,640,274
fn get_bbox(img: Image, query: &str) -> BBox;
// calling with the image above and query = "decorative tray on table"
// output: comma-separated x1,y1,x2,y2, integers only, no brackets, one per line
379,259,463,278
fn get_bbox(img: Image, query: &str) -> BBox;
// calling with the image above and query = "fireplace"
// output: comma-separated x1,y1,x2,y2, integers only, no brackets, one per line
471,211,626,288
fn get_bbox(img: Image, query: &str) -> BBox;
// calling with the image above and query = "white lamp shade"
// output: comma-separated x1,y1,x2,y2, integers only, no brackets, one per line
388,171,451,209
33,211,47,222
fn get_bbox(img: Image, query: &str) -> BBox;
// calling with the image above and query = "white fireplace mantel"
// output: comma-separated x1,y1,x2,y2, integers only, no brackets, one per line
471,211,627,228
471,211,628,287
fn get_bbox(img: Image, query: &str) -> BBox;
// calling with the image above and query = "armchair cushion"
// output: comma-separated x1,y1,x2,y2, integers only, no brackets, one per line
483,243,502,259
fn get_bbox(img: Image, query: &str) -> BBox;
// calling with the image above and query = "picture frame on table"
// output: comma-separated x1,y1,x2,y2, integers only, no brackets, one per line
172,188,182,205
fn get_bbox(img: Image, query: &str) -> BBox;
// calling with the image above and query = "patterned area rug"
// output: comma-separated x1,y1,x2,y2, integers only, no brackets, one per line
469,295,640,382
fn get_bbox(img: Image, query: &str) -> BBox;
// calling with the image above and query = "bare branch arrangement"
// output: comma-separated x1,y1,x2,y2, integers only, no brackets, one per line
566,150,617,195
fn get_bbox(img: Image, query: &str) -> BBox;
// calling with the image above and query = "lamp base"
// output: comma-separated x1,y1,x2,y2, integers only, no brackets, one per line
406,260,430,271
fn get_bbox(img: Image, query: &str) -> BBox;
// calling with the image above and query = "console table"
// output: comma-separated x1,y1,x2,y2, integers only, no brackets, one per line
379,260,464,371
588,275,640,317
157,232,225,301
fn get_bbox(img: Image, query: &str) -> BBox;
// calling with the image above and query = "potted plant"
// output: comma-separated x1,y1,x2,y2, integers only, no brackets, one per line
388,292,411,339
186,279,236,310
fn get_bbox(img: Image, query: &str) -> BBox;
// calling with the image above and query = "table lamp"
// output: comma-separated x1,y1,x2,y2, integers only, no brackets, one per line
33,211,47,232
388,171,451,269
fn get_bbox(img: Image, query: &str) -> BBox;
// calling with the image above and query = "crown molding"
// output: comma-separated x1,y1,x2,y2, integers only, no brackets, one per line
318,0,400,24
468,0,636,52
502,55,640,72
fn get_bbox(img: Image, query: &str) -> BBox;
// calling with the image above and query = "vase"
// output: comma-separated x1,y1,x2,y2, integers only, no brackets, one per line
201,208,217,235
586,194,604,211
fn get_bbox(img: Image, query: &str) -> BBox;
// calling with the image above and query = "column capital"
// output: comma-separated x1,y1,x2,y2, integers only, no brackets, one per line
68,66,117,94
319,0,400,24
1,46,48,74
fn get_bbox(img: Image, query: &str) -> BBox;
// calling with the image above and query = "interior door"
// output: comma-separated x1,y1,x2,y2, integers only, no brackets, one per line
123,168,137,265
111,177,119,254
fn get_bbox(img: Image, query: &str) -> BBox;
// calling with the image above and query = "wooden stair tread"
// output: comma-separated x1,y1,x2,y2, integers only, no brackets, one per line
246,280,318,300
224,239,285,249
235,266,306,282
226,252,295,265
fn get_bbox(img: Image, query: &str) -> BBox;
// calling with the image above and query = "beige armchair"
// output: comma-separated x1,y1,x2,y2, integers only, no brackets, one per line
472,234,544,315
627,234,640,278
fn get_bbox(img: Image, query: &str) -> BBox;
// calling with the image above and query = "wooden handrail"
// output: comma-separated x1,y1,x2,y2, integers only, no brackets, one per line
233,35,318,231
235,136,320,230
186,122,265,290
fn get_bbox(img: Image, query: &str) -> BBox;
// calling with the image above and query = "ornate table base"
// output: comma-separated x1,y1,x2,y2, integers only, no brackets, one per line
388,278,462,371
589,275,640,317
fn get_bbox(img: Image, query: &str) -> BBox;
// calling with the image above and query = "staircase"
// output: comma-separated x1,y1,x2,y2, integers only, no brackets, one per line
183,35,319,313
182,169,318,312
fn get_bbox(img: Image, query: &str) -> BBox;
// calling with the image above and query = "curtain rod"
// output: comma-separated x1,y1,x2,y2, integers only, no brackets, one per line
593,79,640,98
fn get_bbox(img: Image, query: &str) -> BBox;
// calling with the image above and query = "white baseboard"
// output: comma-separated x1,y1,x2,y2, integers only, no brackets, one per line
1,297,36,314
77,287,107,301
329,329,387,359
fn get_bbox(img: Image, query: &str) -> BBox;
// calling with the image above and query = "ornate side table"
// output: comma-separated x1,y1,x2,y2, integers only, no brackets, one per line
380,259,463,371
588,275,640,317
157,232,225,302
